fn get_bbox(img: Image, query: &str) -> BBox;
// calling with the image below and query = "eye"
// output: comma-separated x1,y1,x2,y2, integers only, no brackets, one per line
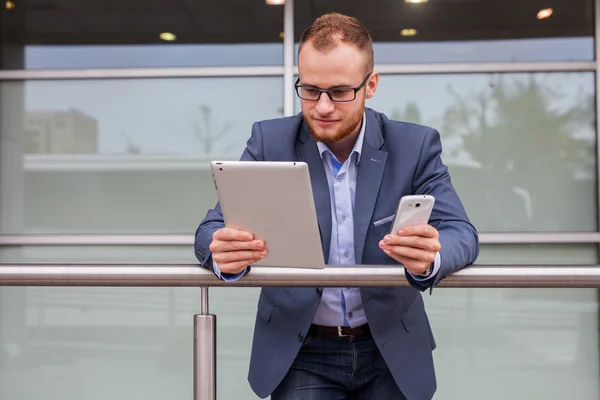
330,88,354,100
331,89,349,96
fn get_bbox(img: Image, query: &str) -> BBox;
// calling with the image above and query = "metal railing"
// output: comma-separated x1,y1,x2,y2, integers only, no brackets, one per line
1,263,600,400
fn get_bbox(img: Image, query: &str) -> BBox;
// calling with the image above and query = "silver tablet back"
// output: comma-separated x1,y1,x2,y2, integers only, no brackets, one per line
211,161,325,269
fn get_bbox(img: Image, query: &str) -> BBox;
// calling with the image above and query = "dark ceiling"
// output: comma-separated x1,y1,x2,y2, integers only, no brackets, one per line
1,0,595,45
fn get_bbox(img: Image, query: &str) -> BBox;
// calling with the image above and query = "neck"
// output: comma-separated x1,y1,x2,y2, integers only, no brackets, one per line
326,131,358,163
326,117,363,163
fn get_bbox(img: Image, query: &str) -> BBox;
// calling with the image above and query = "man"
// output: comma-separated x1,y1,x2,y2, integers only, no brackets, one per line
194,13,479,400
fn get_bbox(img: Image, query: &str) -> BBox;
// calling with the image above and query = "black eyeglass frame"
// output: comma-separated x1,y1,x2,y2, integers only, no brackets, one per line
294,72,373,102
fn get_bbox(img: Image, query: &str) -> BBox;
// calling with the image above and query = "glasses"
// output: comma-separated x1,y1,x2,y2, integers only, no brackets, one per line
294,73,372,102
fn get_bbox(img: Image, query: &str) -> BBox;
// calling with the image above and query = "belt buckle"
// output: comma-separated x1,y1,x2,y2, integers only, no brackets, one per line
337,326,349,337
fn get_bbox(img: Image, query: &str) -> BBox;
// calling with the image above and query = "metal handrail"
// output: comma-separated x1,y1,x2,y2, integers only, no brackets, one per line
3,263,600,400
0,232,598,245
1,264,600,288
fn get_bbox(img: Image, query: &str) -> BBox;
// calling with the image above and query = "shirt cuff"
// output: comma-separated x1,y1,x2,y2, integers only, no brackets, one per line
408,252,441,281
212,257,247,282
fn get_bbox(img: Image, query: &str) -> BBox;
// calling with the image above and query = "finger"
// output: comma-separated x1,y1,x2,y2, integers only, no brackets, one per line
213,250,268,264
214,227,254,242
384,253,430,275
226,223,245,231
213,239,265,253
395,224,438,238
219,259,259,275
382,235,441,252
379,244,436,265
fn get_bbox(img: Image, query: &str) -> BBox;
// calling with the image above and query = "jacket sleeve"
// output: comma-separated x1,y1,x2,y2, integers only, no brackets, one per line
193,122,266,278
403,128,480,292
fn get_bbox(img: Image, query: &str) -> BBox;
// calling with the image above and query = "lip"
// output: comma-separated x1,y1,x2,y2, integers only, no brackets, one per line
314,118,339,127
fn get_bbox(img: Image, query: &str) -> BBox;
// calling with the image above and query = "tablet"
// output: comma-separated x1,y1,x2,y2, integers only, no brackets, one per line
210,160,325,269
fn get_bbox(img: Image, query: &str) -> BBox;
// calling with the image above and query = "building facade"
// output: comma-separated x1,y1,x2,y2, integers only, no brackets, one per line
0,0,598,399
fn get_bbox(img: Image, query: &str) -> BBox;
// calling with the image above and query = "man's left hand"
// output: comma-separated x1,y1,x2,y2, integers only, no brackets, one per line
379,224,441,276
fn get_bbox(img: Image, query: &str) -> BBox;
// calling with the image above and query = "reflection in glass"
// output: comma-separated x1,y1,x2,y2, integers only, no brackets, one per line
425,288,599,400
0,246,196,264
0,78,283,234
25,44,285,69
373,37,594,64
1,286,597,400
366,72,596,232
476,244,598,265
17,78,283,156
295,38,595,64
0,287,201,400
293,0,593,63
1,1,284,69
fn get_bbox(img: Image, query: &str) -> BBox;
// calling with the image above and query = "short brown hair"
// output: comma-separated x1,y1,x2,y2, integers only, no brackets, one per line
298,13,374,73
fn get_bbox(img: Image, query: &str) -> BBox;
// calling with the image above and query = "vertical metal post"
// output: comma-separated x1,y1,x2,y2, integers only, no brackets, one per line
194,287,216,400
595,0,600,244
283,0,295,116
594,0,600,390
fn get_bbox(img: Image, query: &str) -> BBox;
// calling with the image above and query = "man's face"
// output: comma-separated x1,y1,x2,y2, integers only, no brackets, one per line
297,41,378,144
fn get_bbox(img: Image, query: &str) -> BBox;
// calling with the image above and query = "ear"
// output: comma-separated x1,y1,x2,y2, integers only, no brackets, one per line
365,72,379,99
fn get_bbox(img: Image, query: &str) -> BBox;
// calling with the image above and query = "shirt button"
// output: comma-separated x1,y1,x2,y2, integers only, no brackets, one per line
342,215,347,220
344,251,349,257
298,333,304,342
338,176,343,182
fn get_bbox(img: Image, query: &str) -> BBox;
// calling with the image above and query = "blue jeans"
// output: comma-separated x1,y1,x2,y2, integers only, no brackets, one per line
271,330,407,400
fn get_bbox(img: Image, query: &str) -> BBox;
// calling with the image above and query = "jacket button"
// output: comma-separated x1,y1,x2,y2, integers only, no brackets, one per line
298,333,304,342
316,288,323,297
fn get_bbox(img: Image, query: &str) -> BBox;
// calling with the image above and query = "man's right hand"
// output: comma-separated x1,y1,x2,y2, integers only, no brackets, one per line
209,227,268,275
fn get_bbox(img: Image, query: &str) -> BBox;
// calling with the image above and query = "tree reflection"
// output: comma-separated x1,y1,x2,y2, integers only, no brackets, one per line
390,102,422,125
393,74,595,231
192,104,235,156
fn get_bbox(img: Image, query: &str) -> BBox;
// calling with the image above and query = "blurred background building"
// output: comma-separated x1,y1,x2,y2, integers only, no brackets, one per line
0,0,598,399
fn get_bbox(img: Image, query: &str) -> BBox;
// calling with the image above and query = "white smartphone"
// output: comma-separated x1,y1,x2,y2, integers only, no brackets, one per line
390,195,435,234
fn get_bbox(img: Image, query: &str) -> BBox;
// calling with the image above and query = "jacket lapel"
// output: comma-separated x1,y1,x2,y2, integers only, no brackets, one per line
297,123,331,263
354,111,387,263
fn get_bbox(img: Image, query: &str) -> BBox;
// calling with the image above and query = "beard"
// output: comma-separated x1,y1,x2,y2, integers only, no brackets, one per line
304,99,365,144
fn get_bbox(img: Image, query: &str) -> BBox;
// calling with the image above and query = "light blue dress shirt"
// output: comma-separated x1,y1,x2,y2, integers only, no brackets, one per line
212,113,441,328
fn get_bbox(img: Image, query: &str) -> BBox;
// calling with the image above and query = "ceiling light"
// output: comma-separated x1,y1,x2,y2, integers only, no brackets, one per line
266,0,285,4
159,32,177,41
5,1,14,9
401,28,417,37
405,0,428,3
537,8,553,19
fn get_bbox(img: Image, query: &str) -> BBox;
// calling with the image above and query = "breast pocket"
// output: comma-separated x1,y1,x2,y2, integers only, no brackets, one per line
373,214,395,236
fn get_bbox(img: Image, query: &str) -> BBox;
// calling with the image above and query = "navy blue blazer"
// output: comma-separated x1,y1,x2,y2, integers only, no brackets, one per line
194,108,479,400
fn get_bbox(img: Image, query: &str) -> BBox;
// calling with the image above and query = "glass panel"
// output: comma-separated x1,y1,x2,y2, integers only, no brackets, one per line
425,288,599,399
0,77,283,234
0,0,284,69
211,287,260,399
365,72,596,232
476,244,598,265
4,288,593,400
294,1,594,63
0,246,195,263
0,286,202,400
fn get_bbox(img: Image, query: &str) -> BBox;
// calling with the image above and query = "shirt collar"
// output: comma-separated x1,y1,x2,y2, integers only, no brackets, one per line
316,112,366,165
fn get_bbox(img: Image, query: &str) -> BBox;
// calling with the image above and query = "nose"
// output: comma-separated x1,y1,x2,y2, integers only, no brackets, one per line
315,92,335,115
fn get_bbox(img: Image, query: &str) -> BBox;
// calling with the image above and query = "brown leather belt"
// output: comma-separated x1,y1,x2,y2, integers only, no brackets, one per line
308,323,371,339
